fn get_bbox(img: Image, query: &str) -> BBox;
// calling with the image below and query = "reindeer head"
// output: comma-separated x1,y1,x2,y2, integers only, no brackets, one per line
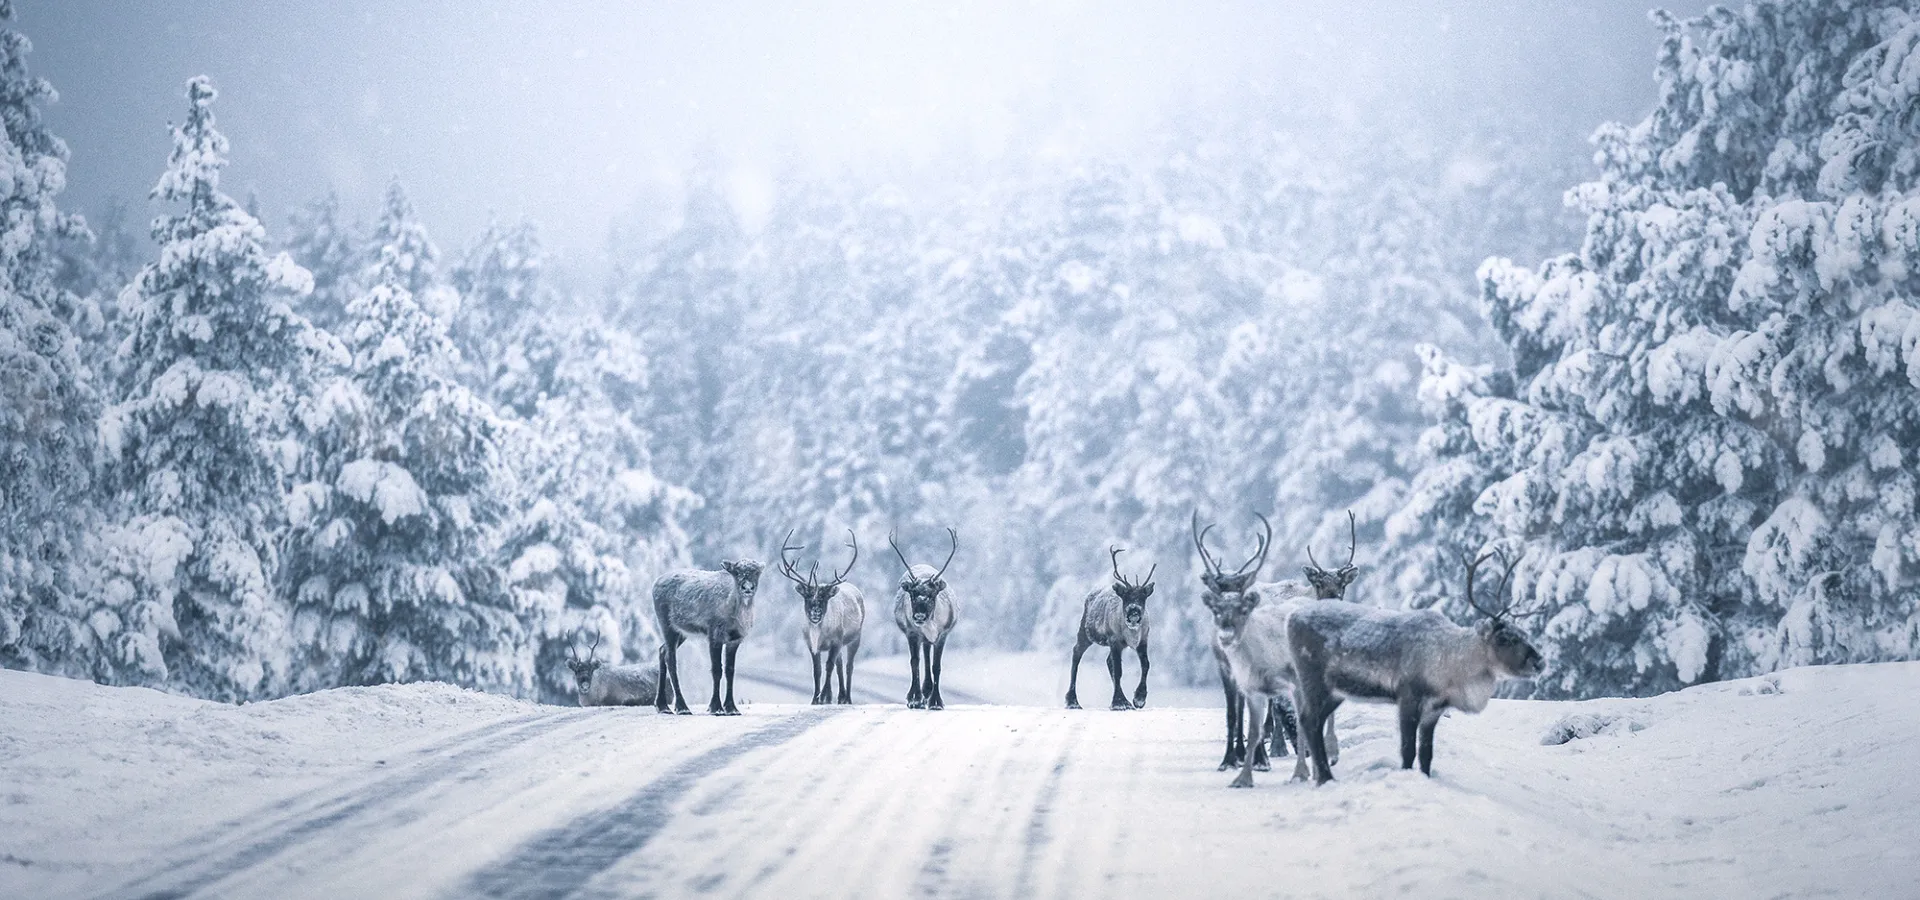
720,558,764,604
1193,510,1272,646
891,528,957,626
1303,510,1362,599
780,528,858,625
1462,549,1545,678
1108,546,1155,628
566,630,604,692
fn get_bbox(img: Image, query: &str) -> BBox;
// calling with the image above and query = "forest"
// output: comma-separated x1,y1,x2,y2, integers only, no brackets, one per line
4,0,1919,705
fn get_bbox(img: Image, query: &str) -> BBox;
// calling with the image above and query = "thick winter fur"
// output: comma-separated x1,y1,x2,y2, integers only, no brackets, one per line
573,659,661,707
1205,581,1338,788
1065,585,1153,709
801,583,865,704
892,562,958,710
1288,601,1544,783
652,560,763,716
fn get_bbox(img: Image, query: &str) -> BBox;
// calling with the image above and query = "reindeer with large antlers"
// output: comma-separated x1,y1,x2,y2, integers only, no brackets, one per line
1193,510,1280,771
1065,547,1155,710
890,528,959,710
779,529,867,705
1288,548,1545,784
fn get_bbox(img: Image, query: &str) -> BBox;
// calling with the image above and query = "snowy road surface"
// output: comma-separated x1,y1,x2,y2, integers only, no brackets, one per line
2,659,1916,899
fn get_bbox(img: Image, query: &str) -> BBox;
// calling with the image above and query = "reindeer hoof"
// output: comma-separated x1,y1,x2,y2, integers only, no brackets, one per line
1133,696,1148,709
1229,773,1255,788
1110,700,1133,711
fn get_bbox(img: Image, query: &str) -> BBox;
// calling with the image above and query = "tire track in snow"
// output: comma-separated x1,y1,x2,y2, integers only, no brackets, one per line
1010,716,1085,899
102,709,592,900
458,708,833,900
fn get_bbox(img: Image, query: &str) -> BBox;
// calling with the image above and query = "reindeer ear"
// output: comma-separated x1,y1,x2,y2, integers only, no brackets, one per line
1141,583,1155,598
1302,565,1317,578
721,559,738,574
1340,568,1361,588
931,579,947,595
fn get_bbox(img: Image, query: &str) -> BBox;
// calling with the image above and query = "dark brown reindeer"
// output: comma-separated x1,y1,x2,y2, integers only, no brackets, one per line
1065,547,1155,710
778,529,866,705
890,529,959,710
1290,548,1545,784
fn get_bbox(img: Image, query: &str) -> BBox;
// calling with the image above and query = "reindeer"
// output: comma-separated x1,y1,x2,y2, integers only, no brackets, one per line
778,529,866,705
566,631,661,707
1193,510,1280,771
890,528,958,710
652,557,764,716
1065,547,1154,711
1289,549,1546,784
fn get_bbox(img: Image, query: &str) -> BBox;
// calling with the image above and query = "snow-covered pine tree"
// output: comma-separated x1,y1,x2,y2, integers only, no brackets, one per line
97,77,336,698
450,218,543,406
281,181,527,693
0,0,101,677
285,192,361,332
1395,0,1920,697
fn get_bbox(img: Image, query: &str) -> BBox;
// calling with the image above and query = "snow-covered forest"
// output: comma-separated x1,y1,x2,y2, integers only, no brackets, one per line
5,0,1920,706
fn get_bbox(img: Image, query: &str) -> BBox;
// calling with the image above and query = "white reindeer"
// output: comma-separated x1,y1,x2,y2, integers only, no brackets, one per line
778,529,866,705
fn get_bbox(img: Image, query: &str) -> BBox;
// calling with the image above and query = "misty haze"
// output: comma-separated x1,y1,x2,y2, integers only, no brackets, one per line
1,1,1917,898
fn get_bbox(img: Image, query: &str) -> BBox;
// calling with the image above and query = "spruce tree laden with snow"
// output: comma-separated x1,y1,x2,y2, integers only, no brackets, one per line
0,1,100,678
280,182,522,694
1390,0,1920,697
97,77,336,699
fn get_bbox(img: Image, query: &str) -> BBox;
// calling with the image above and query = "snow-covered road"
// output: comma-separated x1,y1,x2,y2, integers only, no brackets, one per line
3,660,1916,899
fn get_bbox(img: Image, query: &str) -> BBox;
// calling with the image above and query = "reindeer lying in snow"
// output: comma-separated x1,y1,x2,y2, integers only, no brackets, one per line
1289,549,1545,784
779,529,866,705
567,632,660,707
1065,547,1154,711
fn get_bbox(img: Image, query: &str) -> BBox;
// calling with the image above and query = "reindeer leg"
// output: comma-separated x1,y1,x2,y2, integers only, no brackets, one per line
1288,687,1312,782
810,649,825,705
1251,698,1272,772
1271,695,1296,759
664,634,693,715
1218,673,1243,771
721,639,741,715
655,639,673,714
1065,635,1090,709
1397,693,1421,770
1107,645,1130,710
1324,708,1340,765
1132,638,1149,709
820,647,840,706
705,636,727,715
927,634,947,710
839,638,859,705
1300,690,1341,785
906,633,925,708
1417,709,1442,776
1231,695,1267,788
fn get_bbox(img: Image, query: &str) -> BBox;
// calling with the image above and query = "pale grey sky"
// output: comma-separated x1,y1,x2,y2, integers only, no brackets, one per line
24,1,1709,267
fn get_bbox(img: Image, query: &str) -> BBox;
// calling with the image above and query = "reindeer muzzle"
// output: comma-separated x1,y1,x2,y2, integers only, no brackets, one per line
1125,608,1144,626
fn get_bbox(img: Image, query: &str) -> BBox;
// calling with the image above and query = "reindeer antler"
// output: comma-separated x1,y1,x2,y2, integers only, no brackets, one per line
932,527,958,582
777,528,810,586
888,531,914,575
585,630,602,663
827,529,858,587
566,628,580,664
1231,512,1273,578
1462,548,1520,620
1342,510,1357,571
1110,546,1132,589
1192,510,1221,579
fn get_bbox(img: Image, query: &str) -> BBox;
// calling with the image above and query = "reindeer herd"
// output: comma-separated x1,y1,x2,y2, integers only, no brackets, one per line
565,512,1544,788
